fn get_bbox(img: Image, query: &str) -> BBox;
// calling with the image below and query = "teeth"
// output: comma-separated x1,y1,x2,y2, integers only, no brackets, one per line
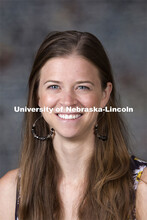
58,114,81,119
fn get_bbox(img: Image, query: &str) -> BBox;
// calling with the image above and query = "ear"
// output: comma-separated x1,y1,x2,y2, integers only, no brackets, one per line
100,82,112,108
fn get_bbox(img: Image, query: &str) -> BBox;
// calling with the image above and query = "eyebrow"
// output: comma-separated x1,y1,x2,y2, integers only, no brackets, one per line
44,80,94,86
44,80,61,85
75,81,94,86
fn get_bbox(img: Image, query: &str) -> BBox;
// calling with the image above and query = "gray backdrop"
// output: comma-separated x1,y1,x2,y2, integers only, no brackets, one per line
0,0,147,178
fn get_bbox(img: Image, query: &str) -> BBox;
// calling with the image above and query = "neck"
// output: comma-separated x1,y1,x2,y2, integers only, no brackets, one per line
52,133,95,184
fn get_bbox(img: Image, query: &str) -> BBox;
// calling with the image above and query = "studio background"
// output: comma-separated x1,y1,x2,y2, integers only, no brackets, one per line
0,0,147,177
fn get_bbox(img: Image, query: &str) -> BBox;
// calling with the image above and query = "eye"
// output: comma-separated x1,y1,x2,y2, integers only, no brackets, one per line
77,85,90,90
47,85,59,90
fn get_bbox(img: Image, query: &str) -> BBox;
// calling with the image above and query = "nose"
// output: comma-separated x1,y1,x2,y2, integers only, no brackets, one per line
59,90,78,107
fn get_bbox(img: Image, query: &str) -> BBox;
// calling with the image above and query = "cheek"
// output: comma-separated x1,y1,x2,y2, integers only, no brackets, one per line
78,94,101,107
38,93,57,108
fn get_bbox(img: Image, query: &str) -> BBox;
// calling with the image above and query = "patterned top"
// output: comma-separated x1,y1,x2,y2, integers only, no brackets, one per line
130,155,147,190
15,155,147,220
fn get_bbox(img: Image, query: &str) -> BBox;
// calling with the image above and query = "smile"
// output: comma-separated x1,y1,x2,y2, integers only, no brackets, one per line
57,114,82,120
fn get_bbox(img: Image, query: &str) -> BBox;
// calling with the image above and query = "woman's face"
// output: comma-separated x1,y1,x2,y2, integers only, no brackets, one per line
38,55,112,140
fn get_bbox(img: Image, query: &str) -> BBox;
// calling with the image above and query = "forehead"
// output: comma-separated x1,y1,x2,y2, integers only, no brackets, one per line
40,55,101,83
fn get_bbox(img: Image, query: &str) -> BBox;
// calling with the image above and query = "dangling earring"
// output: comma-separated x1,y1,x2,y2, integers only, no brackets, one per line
94,124,107,141
32,115,54,141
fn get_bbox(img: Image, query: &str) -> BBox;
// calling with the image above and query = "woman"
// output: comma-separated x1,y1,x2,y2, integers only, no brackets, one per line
0,31,147,220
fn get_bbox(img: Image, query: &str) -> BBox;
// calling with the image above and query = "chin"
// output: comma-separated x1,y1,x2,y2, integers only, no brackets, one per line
55,129,81,139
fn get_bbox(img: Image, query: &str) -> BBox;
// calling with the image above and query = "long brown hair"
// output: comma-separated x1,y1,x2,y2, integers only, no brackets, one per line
18,31,135,220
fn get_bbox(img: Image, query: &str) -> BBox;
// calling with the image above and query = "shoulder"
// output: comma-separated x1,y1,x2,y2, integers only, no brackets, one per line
136,167,147,219
0,169,19,194
0,169,19,220
0,169,18,184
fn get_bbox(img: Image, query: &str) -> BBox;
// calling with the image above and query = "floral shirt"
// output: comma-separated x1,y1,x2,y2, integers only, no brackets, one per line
130,155,147,190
